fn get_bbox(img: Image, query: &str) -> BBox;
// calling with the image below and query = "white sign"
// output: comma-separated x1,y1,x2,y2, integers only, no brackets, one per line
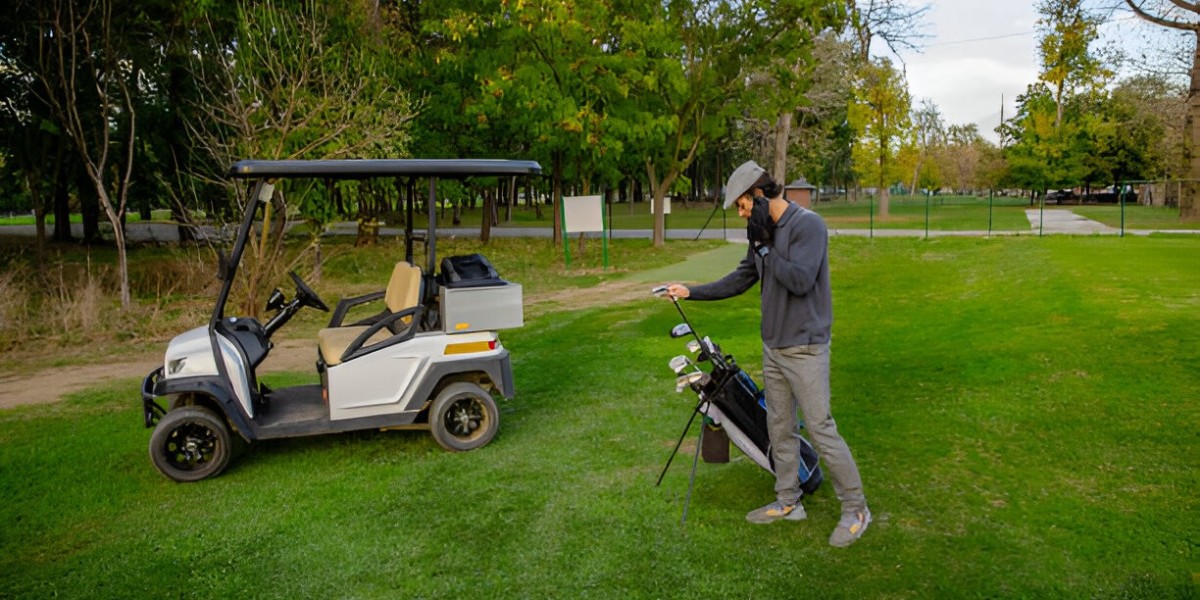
563,195,604,233
651,197,672,215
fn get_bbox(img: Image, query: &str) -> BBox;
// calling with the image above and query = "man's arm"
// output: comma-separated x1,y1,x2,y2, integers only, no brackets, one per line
765,212,826,297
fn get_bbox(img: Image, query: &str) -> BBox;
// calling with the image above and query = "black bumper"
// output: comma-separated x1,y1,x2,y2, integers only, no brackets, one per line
142,368,166,428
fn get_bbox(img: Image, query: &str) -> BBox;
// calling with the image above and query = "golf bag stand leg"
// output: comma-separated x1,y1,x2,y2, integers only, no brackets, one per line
656,400,704,487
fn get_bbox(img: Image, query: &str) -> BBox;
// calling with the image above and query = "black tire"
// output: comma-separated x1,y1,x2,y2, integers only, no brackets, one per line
429,382,499,451
149,406,233,482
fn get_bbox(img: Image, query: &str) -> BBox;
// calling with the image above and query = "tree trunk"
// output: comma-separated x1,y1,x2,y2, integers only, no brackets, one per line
773,112,792,183
480,189,493,243
1183,30,1200,221
53,145,72,242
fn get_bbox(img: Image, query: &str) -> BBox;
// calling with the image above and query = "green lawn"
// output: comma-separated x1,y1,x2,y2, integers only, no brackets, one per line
1,236,1196,599
1071,204,1200,230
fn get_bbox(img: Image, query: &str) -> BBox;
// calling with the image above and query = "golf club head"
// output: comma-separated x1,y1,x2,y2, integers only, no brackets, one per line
685,339,701,354
674,371,708,392
670,323,693,338
668,355,692,374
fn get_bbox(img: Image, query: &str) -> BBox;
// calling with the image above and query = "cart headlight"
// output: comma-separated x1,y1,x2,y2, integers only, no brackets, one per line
167,358,187,375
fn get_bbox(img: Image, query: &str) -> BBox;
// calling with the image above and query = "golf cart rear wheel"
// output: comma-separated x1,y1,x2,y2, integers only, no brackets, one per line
430,382,499,451
149,406,232,482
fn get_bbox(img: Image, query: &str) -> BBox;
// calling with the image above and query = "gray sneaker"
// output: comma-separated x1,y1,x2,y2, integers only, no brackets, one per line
745,501,806,524
829,508,871,547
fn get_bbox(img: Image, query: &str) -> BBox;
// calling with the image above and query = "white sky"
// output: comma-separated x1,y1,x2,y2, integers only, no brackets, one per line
884,0,1189,142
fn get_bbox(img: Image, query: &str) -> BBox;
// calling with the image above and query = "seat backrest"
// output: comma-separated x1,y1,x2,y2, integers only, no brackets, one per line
384,262,422,314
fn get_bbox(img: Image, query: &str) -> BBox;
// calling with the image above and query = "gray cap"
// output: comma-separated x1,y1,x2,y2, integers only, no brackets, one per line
723,161,766,209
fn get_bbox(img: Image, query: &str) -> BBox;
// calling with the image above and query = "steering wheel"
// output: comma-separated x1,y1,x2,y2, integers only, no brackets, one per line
288,271,330,312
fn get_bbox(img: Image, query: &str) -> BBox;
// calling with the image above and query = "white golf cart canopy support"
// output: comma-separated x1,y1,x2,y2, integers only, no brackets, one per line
217,158,543,321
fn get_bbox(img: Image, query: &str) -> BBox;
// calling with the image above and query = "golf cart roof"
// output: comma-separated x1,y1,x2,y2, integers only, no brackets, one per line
228,159,542,179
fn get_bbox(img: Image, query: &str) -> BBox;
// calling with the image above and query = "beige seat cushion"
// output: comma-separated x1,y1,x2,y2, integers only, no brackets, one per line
385,262,422,313
318,326,391,366
319,262,423,366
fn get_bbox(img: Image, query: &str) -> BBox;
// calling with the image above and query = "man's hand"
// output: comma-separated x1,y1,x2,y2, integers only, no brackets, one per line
747,196,774,254
654,283,690,299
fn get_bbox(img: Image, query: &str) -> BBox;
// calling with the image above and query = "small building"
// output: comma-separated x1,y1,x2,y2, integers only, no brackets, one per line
785,177,817,208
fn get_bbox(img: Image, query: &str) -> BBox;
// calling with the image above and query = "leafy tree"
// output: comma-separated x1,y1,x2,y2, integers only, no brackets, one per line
936,123,1002,193
846,0,930,61
27,0,139,307
905,99,944,194
1000,83,1088,195
621,0,842,246
1037,0,1111,128
1121,0,1200,220
187,0,416,313
848,56,910,214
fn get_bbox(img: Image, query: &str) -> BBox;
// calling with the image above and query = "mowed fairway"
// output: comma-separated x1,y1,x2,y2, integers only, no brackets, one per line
1,236,1196,599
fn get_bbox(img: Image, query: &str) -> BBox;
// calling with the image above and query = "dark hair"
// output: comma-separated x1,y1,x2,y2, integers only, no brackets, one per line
753,173,783,200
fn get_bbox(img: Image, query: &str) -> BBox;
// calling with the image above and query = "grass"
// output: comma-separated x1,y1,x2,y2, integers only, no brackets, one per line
1,236,1198,598
1070,204,1200,230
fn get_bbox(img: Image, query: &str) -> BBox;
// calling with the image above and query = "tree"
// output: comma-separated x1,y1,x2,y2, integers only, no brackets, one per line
1036,0,1110,128
188,0,416,313
846,0,930,61
1122,0,1200,220
615,0,842,247
1001,83,1088,195
906,99,944,194
849,56,910,215
31,0,138,307
936,123,1001,193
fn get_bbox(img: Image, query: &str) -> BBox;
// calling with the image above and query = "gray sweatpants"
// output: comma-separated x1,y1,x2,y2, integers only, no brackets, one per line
762,343,866,513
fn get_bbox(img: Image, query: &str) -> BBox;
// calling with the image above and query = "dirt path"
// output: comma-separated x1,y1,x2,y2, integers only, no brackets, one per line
0,279,663,410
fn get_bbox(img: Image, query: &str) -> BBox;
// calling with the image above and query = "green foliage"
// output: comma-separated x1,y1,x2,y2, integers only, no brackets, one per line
1,237,1197,598
849,56,911,190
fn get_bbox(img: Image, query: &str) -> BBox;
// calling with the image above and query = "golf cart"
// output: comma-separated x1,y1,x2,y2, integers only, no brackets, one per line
140,159,541,482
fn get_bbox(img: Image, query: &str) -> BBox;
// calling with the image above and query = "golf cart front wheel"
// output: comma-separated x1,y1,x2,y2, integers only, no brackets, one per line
430,382,499,451
149,406,232,482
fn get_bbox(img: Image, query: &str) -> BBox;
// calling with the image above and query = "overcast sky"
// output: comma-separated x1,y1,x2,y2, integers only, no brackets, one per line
890,0,1188,142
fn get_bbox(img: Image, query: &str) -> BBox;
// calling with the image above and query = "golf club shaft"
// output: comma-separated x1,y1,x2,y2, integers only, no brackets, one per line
670,296,707,350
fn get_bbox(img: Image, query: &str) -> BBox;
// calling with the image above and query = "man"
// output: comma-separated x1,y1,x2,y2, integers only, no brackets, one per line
663,160,869,547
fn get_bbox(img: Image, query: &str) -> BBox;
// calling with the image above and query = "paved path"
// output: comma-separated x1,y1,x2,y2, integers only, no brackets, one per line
1024,209,1115,234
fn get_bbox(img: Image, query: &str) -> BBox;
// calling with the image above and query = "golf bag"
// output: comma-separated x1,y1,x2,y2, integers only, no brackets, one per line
655,286,823,498
696,356,823,495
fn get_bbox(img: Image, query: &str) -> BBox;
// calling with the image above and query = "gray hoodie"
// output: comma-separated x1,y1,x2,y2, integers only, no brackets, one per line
687,203,832,348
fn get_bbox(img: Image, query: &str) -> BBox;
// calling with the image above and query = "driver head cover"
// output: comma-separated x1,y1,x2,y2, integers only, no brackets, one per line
723,161,767,209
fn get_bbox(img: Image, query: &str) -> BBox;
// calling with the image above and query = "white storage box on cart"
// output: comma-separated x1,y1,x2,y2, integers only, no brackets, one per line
440,283,523,333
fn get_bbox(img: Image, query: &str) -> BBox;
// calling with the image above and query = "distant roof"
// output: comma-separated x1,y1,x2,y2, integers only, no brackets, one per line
228,159,542,179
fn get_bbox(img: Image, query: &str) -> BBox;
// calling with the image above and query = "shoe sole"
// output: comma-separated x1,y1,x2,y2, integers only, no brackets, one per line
746,506,802,524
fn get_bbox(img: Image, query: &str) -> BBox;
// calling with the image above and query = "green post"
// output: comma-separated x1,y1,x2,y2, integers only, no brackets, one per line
602,195,609,270
1118,182,1126,238
988,189,994,237
869,193,874,239
561,197,571,269
1038,191,1045,237
924,190,930,240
